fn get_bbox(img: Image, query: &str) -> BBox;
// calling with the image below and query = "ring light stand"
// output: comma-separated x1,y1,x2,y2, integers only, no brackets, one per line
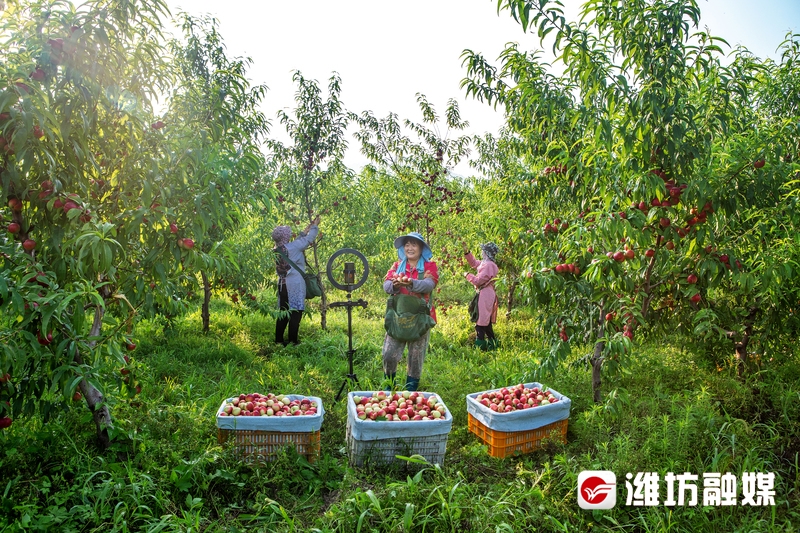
326,248,369,402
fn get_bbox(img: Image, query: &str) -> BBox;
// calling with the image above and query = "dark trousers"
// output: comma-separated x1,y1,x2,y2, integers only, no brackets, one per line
476,323,495,340
276,282,302,345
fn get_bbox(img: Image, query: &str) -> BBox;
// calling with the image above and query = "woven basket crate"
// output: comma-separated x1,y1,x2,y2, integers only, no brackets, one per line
346,391,452,467
215,395,324,463
468,413,568,458
217,427,321,463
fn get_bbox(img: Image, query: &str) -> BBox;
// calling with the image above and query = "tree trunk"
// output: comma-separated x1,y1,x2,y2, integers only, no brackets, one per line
640,251,658,315
590,305,606,404
734,308,758,378
319,282,328,331
735,338,749,378
76,304,112,449
505,277,517,320
591,340,605,404
311,241,327,330
201,270,211,333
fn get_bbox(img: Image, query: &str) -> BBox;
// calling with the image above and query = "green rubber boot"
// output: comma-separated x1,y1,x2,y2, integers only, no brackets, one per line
383,373,397,392
405,376,420,392
487,337,501,351
474,338,489,351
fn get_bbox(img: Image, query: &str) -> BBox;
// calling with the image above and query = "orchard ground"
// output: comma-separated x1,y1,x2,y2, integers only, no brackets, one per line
0,290,797,532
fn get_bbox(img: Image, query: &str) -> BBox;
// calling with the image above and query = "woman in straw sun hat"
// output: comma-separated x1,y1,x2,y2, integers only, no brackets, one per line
382,231,439,391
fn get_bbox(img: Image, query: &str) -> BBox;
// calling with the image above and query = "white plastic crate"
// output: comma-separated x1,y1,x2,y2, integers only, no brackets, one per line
346,390,453,467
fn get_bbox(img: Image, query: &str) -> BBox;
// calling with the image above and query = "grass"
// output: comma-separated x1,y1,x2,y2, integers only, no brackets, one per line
0,293,798,532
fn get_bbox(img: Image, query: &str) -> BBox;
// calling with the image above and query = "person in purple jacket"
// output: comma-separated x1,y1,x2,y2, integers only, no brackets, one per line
271,215,320,346
462,241,500,350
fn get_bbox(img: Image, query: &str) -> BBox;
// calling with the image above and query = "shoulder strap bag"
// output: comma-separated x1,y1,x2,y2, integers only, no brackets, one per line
275,250,323,299
468,291,481,323
384,292,436,342
468,277,496,323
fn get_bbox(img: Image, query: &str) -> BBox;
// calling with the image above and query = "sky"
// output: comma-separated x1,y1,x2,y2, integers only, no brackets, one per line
162,0,800,175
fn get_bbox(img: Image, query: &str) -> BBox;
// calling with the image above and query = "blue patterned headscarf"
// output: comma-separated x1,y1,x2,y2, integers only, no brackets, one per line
480,242,499,263
393,232,433,275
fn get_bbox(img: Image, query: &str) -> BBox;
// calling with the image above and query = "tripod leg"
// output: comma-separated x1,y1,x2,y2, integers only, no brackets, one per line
335,379,349,402
335,317,360,402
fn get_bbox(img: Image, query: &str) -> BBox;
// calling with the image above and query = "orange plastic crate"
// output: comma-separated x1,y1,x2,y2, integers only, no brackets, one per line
217,428,321,463
468,413,568,458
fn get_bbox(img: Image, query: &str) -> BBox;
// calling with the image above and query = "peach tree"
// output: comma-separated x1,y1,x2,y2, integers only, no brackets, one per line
469,131,563,318
462,0,800,401
0,0,175,447
0,0,270,447
351,95,472,281
267,71,350,330
685,37,800,374
163,15,271,332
